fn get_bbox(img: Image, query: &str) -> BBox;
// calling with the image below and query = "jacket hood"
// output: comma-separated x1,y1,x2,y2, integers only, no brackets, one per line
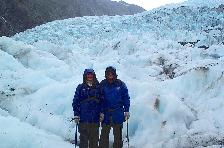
83,69,98,85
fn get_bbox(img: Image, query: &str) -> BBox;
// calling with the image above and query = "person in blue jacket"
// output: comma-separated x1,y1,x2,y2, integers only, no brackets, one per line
72,69,102,148
99,66,130,148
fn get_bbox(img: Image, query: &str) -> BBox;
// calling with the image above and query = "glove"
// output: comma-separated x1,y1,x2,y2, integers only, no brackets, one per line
100,113,104,122
124,112,130,121
73,116,80,124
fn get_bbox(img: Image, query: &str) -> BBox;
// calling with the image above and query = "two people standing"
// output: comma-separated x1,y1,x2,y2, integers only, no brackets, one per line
72,66,130,148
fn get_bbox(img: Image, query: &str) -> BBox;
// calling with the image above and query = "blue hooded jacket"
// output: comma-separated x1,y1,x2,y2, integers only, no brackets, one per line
72,69,101,123
100,79,130,124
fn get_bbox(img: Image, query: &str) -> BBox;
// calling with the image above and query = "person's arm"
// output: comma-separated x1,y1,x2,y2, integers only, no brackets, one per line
121,82,130,112
99,82,106,113
72,85,81,117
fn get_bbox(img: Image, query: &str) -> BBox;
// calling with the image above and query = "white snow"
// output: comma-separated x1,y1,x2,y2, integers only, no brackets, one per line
0,0,224,147
0,115,73,148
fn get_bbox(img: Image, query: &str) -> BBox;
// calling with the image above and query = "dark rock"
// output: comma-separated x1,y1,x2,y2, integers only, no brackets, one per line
154,98,160,110
163,64,177,79
198,45,209,49
112,41,121,50
0,0,145,37
178,40,200,46
217,4,224,12
10,88,15,91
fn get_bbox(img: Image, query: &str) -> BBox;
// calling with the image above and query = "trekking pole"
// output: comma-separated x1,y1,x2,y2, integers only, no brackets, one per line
127,119,129,148
75,123,78,148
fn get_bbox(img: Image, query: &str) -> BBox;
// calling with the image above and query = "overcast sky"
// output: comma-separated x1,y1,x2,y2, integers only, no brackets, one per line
113,0,187,10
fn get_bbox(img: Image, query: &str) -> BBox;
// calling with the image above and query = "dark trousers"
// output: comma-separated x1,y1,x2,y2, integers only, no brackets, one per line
99,123,123,148
79,123,99,148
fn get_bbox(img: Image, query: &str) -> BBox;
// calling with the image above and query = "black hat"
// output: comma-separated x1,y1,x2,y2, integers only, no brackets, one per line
105,66,117,79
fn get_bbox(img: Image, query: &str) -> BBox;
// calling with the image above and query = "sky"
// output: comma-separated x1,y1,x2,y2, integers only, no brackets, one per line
113,0,187,10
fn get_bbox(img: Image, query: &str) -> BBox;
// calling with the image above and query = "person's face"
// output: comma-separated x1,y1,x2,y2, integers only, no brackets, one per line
86,73,94,81
107,72,114,83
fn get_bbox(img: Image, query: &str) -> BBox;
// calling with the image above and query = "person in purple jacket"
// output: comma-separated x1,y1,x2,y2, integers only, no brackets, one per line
99,66,130,148
72,69,102,148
